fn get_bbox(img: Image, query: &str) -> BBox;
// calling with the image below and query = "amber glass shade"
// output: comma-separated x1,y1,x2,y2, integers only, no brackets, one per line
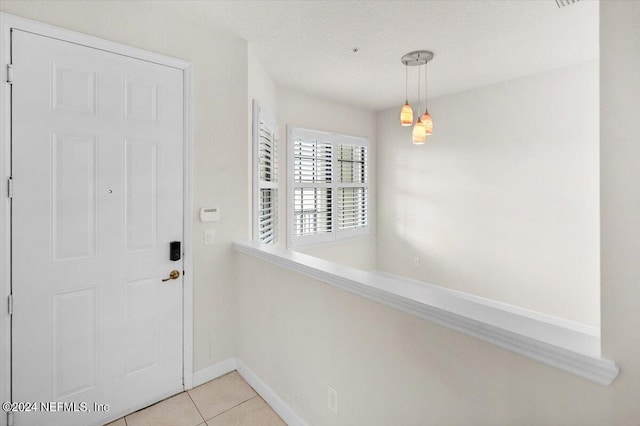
421,110,433,135
412,119,426,144
400,101,414,126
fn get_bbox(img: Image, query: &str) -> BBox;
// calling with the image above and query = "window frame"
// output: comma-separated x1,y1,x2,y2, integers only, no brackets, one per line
252,100,279,244
287,126,369,248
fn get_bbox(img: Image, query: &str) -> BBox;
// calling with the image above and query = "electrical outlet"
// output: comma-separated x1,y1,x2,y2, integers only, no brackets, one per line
204,229,215,245
412,257,421,268
328,385,338,414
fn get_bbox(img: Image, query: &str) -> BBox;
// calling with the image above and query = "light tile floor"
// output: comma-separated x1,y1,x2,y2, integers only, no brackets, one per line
105,371,286,426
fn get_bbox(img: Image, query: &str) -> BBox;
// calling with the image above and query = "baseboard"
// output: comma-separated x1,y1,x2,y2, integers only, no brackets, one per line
191,357,307,425
191,357,237,388
235,358,309,426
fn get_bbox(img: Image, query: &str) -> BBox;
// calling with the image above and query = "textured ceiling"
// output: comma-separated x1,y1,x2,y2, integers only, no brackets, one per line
167,0,598,111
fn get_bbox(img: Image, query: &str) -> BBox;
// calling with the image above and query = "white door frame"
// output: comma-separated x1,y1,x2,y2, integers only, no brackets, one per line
0,13,195,425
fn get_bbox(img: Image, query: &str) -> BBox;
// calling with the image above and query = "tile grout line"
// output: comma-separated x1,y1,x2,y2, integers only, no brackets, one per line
203,395,260,423
118,372,267,426
186,390,207,425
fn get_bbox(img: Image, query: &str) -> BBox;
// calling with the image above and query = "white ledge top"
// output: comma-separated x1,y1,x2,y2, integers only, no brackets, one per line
233,240,619,386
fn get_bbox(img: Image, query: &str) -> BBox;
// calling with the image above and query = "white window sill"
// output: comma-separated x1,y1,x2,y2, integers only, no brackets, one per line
233,240,619,386
288,227,370,249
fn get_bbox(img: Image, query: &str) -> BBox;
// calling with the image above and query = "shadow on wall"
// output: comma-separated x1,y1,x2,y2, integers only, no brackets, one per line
378,60,600,326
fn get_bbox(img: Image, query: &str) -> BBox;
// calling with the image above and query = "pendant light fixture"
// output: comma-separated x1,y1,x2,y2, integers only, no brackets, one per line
400,63,413,126
412,118,426,144
400,50,434,144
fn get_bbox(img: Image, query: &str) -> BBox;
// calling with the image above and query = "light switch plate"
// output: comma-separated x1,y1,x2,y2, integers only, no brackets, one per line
328,385,338,414
204,229,215,245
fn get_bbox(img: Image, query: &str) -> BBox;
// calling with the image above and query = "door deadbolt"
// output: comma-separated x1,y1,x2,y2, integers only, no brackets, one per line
162,270,180,282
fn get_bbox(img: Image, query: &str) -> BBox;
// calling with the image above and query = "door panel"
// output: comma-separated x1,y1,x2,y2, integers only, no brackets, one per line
124,78,158,122
51,287,98,400
52,62,98,114
11,29,184,426
124,139,159,252
125,277,159,376
52,133,98,261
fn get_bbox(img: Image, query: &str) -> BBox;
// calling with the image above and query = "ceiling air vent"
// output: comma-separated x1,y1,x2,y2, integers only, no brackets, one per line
555,0,580,8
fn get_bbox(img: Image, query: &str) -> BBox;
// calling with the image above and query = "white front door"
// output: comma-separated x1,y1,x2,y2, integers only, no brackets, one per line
11,30,184,426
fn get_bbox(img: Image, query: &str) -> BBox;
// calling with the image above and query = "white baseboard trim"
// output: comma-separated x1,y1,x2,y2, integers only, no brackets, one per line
191,357,308,425
236,358,309,426
191,357,237,388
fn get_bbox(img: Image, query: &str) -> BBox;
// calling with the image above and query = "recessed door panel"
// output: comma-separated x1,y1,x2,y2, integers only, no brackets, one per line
51,287,97,400
52,133,98,262
52,62,97,114
124,78,158,121
125,277,159,376
124,139,159,252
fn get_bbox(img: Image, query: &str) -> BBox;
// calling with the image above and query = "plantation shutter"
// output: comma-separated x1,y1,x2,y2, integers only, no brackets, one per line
288,127,369,247
253,102,278,244
337,145,368,230
292,138,333,237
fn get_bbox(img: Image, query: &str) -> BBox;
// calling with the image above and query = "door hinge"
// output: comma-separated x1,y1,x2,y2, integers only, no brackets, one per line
6,64,13,84
7,294,13,316
7,411,15,426
7,177,13,199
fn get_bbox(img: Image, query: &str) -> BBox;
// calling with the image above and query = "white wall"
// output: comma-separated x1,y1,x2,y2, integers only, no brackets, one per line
600,0,640,416
234,4,640,423
0,0,249,371
249,44,278,119
277,87,377,270
377,61,600,325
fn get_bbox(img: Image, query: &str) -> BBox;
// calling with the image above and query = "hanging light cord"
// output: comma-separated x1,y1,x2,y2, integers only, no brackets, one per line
405,63,409,102
417,62,421,116
424,60,428,110
424,61,429,111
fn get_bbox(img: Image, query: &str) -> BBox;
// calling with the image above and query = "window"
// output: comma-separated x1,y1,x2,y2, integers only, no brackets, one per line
253,101,278,244
287,127,368,247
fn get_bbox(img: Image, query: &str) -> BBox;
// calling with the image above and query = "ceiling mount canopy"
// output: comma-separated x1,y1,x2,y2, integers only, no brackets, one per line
401,50,434,67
